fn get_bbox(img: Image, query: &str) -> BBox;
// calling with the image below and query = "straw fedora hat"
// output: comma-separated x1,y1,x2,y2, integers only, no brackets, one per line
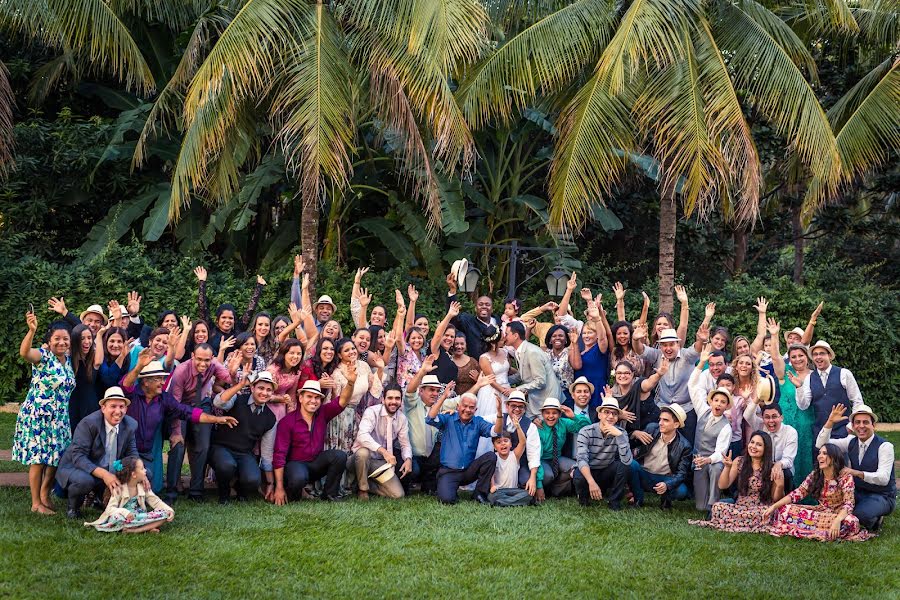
370,462,396,484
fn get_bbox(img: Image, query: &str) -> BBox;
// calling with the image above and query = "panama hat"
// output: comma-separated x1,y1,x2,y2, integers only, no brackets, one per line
419,375,444,389
596,396,621,415
79,304,108,324
540,398,562,412
568,376,595,398
809,340,835,360
450,259,469,285
138,360,168,379
706,387,734,409
659,404,687,428
298,379,325,398
506,390,527,405
370,462,396,484
658,328,680,343
99,386,130,407
250,371,275,386
313,295,337,311
783,327,805,343
786,343,811,361
850,404,878,424
756,373,777,405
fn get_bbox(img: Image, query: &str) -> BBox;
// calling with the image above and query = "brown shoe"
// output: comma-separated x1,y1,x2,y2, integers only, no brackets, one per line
357,490,369,501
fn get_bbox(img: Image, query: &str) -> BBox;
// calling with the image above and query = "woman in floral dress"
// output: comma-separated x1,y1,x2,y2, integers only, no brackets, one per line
765,443,873,542
12,312,75,515
326,338,383,453
691,431,781,533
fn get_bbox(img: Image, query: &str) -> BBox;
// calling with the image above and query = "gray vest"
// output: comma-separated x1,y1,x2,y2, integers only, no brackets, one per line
694,411,730,455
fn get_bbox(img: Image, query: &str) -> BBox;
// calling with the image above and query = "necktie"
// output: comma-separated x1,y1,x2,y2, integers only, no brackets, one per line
253,404,263,416
820,370,828,386
859,442,866,463
705,415,716,432
550,425,559,478
194,374,204,406
105,427,117,470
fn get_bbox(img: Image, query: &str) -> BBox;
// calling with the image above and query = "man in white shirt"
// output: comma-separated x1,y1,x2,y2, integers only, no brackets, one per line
743,400,798,490
796,340,863,439
816,404,895,531
505,321,562,418
500,391,540,495
691,387,734,512
352,384,413,500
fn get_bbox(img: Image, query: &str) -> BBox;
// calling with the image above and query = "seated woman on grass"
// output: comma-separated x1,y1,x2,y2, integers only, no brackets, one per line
85,457,174,533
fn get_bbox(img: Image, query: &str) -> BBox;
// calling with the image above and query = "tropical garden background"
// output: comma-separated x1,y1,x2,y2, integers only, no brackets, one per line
0,0,897,417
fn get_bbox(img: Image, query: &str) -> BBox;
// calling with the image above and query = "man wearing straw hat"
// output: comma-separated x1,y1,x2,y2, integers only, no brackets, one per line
56,387,139,519
690,387,734,513
403,355,456,495
573,396,632,510
352,384,413,500
499,390,541,494
796,340,863,440
534,397,591,502
629,404,692,509
815,404,895,531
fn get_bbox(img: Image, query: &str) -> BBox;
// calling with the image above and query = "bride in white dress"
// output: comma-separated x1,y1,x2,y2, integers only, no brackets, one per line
475,331,513,457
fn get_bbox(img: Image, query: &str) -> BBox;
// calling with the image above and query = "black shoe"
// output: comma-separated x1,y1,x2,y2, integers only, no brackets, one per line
66,508,83,519
321,494,346,502
235,495,248,503
609,502,623,511
661,498,673,510
91,497,105,511
189,494,205,503
871,516,884,532
578,496,590,507
164,493,178,505
472,492,490,505
218,497,230,505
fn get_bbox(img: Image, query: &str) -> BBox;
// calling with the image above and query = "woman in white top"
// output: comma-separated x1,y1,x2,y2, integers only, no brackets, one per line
476,326,512,457
325,337,383,453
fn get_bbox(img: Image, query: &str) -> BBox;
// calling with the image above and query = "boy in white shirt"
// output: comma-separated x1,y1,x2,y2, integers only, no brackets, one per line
488,417,533,506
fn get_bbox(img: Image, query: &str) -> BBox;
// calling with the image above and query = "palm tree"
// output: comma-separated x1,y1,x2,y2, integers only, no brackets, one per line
459,0,852,311
167,0,489,289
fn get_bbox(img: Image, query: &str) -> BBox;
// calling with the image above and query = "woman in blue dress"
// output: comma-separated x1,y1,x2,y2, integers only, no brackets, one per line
12,312,75,515
572,302,610,412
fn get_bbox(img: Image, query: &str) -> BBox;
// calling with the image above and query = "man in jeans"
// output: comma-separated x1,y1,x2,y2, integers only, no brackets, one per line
629,404,692,509
573,397,632,510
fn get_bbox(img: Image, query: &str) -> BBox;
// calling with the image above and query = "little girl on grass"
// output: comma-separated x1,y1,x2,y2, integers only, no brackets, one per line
84,457,174,533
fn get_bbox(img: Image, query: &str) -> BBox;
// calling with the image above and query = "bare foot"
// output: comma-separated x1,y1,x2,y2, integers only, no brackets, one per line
357,491,369,501
31,504,56,515
40,498,55,511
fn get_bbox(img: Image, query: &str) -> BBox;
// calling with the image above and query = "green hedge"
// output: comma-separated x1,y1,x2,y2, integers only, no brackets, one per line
2,239,898,421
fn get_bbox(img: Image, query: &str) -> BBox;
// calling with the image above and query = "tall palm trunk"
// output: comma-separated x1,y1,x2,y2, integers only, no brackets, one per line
301,199,319,294
658,192,676,313
792,202,804,284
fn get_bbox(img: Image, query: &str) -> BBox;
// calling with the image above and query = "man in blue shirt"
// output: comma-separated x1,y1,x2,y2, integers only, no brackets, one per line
426,390,503,504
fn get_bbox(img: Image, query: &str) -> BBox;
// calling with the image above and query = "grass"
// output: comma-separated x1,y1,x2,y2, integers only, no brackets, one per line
0,488,898,599
0,412,15,449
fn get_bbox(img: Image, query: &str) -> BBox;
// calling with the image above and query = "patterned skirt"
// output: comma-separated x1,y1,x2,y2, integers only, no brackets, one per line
769,503,873,542
690,495,772,534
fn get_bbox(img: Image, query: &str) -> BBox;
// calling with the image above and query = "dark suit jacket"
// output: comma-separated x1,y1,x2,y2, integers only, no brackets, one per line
56,410,139,487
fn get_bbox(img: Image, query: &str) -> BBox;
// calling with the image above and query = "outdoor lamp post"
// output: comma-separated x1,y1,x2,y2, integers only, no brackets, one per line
459,267,481,294
545,269,569,297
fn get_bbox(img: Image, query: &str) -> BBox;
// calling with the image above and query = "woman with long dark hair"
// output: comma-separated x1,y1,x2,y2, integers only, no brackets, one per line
248,311,277,364
691,431,781,533
68,323,102,432
608,320,647,376
194,265,265,354
266,339,304,420
326,337,383,453
766,443,873,541
97,326,131,397
299,337,339,393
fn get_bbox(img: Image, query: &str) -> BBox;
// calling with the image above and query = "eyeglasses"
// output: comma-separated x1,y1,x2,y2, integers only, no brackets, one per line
614,371,632,376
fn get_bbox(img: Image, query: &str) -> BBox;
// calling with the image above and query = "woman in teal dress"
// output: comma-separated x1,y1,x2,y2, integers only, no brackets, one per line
12,312,75,515
769,327,815,484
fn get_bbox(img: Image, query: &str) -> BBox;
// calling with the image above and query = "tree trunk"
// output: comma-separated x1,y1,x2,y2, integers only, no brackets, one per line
732,225,748,275
301,198,319,296
792,202,804,285
658,192,676,314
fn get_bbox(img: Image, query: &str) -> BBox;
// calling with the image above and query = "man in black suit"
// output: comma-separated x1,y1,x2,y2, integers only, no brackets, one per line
56,387,139,518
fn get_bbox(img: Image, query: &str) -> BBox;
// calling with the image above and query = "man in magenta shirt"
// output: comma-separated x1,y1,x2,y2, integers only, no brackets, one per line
272,365,357,503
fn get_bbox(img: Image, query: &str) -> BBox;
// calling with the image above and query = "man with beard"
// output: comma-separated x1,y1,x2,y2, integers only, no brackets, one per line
352,384,413,500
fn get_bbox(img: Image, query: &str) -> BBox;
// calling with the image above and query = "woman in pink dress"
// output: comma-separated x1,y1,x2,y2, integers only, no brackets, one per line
266,339,304,421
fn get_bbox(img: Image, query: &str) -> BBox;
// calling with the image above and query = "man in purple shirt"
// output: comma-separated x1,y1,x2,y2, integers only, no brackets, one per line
121,349,237,494
273,366,356,504
164,344,232,502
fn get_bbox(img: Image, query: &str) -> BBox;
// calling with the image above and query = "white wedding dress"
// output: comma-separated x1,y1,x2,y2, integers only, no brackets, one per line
475,351,511,458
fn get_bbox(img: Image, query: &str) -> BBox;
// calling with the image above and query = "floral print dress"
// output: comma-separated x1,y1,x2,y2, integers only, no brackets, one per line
690,460,772,533
770,469,873,542
12,349,75,466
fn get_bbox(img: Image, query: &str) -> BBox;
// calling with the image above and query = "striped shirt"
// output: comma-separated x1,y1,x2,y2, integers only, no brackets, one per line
575,424,633,470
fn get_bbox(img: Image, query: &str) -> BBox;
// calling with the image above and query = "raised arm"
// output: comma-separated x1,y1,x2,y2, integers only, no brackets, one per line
406,354,437,395
123,348,154,389
338,362,358,408
277,303,304,343
639,291,650,327
93,323,110,369
749,297,768,355
290,255,304,308
174,316,190,361
587,299,609,353
213,376,249,411
164,326,181,371
700,302,715,332
613,282,626,321
567,329,583,370
803,301,823,346
768,318,785,381
597,300,613,353
511,416,527,460
19,311,42,364
639,357,668,397
631,321,648,355
194,266,210,324
431,302,460,355
717,453,738,489
405,285,419,332
240,275,266,330
555,272,577,317
674,285,689,344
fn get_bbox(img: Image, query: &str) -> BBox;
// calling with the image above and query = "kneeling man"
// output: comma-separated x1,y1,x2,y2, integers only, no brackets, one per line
629,404,692,509
573,396,632,510
351,384,413,500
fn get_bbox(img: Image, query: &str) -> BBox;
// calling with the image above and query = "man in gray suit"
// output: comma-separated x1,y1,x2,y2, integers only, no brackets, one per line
56,387,139,519
505,321,562,418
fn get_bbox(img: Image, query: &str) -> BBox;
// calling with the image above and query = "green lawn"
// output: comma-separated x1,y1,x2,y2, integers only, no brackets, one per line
0,412,15,449
0,488,898,599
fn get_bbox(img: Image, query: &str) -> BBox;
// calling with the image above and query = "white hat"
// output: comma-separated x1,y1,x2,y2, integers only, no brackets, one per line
370,462,396,484
706,387,734,409
757,374,777,405
506,390,527,405
596,396,621,415
250,371,275,387
540,398,562,412
299,379,325,398
80,304,108,324
783,327,805,343
138,360,168,379
99,386,130,407
450,259,469,285
419,375,443,389
568,376,594,397
659,404,686,428
313,295,337,310
810,340,835,360
850,404,878,424
658,328,680,343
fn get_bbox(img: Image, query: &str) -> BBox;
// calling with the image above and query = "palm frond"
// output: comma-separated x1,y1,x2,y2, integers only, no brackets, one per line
457,0,617,128
548,70,634,231
27,49,78,106
0,61,14,175
854,0,900,46
595,0,701,94
109,0,207,31
738,0,821,80
780,0,859,36
482,0,573,30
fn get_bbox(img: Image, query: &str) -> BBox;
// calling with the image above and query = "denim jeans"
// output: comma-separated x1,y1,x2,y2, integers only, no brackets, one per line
629,461,689,505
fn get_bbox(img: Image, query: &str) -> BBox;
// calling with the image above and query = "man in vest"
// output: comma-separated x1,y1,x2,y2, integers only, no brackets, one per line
691,387,734,513
498,390,540,494
796,340,863,440
209,371,278,504
816,404,895,531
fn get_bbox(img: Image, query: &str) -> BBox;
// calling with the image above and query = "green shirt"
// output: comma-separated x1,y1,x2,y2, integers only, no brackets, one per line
535,413,591,488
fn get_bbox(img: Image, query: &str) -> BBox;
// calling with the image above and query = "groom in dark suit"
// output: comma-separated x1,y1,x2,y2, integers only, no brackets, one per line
56,387,139,518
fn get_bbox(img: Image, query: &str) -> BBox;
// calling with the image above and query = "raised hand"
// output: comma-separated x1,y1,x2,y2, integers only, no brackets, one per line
580,288,593,302
167,327,182,348
767,318,780,337
354,267,369,283
385,331,398,349
301,273,310,290
293,254,305,277
345,361,358,384
699,343,712,366
289,303,302,324
722,450,734,469
446,271,458,294
566,271,577,290
448,301,461,318
586,301,600,321
705,302,716,319
193,266,207,282
126,291,141,317
559,404,574,419
220,336,236,353
786,370,803,388
256,275,267,286
26,310,38,332
421,353,439,373
47,296,67,316
641,291,650,305
180,315,192,331
755,296,768,313
696,322,710,344
811,301,824,321
407,284,419,302
675,285,688,304
568,329,579,345
633,322,648,341
359,288,372,308
108,300,123,322
541,301,559,313
826,404,847,427
138,347,155,367
395,289,405,308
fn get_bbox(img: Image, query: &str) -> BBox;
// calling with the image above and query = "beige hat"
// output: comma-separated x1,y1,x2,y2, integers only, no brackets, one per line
850,404,878,424
707,387,734,410
370,462,396,484
783,327,805,343
250,371,275,387
596,396,621,415
658,328,680,343
99,386,130,407
450,259,469,285
568,375,595,398
659,404,686,428
80,304,108,324
298,379,325,398
506,390,527,405
757,374,777,405
138,360,168,379
540,398,562,412
810,340,835,360
313,295,337,311
419,375,443,389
